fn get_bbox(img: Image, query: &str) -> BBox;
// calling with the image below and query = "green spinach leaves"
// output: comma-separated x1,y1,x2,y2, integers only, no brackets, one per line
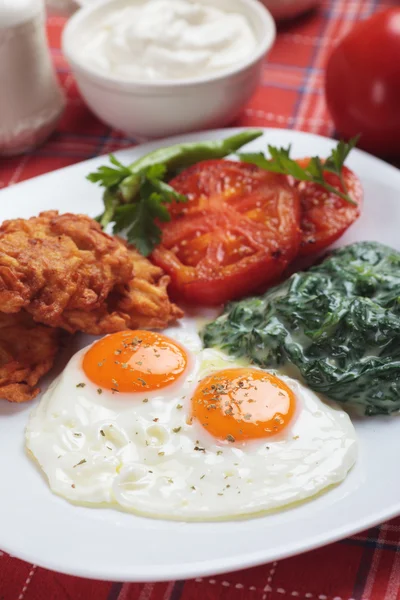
202,242,400,415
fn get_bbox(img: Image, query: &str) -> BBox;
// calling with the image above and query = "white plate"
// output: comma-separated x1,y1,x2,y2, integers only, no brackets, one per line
1,128,400,582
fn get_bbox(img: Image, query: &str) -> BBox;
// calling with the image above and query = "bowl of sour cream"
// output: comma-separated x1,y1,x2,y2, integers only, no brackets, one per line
62,0,276,138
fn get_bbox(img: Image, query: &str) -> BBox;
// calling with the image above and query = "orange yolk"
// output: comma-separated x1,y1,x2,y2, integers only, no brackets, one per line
82,330,188,393
191,368,295,442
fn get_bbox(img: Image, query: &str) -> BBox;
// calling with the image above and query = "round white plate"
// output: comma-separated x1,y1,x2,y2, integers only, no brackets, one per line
1,128,400,582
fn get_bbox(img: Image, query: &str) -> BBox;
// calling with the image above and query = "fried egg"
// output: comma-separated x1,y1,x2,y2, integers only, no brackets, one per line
25,319,357,520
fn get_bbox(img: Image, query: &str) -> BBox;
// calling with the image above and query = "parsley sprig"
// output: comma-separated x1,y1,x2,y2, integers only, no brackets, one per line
239,136,359,206
88,157,186,256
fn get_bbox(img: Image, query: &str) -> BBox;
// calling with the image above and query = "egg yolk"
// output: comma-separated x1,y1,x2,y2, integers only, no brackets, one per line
82,330,188,393
191,368,295,442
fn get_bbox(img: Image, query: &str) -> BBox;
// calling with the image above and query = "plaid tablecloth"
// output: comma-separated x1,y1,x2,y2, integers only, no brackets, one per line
1,1,400,598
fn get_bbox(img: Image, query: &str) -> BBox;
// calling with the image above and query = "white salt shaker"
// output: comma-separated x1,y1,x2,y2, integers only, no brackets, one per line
0,0,66,156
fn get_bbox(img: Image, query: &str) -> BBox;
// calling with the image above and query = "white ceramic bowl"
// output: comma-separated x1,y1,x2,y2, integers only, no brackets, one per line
62,0,276,139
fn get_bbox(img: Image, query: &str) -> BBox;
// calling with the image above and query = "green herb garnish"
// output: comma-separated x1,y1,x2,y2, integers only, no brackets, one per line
110,164,187,257
239,136,359,206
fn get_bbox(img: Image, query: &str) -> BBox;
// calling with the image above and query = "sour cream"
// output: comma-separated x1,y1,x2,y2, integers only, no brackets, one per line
78,0,258,81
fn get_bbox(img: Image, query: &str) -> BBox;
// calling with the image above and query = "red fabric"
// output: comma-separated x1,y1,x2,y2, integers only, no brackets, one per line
1,1,400,597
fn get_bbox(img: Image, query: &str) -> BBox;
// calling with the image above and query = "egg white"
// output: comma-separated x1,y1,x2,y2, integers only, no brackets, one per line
25,319,357,520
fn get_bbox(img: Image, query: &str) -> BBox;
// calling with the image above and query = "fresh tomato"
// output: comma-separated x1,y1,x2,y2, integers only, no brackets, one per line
294,159,363,256
151,160,301,305
325,8,400,157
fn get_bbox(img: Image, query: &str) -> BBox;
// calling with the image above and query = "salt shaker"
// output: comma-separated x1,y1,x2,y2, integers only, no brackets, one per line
0,0,66,156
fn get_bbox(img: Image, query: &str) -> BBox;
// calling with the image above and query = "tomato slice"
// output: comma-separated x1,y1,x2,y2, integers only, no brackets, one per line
295,160,362,257
152,160,301,305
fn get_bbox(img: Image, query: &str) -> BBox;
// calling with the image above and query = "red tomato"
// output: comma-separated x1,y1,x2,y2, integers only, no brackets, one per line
151,160,301,305
325,8,400,157
295,159,363,256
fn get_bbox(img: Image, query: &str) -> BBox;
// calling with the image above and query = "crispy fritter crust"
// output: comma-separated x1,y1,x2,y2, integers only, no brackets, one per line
0,210,132,322
0,211,182,334
114,245,184,330
62,246,183,334
0,312,61,403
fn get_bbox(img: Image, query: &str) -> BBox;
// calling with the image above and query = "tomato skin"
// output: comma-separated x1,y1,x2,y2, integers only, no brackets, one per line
166,159,295,220
152,160,301,306
295,159,363,257
153,211,294,305
153,242,287,305
325,8,400,157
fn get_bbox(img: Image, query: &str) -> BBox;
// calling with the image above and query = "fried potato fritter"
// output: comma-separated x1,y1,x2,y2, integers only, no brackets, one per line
0,211,182,335
0,312,61,403
0,211,132,323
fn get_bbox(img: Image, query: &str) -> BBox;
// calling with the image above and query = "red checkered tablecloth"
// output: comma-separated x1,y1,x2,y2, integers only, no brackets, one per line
1,1,400,598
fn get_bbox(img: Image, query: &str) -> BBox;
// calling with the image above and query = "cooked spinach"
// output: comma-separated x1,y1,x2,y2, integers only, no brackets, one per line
202,242,400,416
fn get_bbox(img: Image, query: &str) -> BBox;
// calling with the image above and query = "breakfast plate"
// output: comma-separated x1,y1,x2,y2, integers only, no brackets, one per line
1,128,400,582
